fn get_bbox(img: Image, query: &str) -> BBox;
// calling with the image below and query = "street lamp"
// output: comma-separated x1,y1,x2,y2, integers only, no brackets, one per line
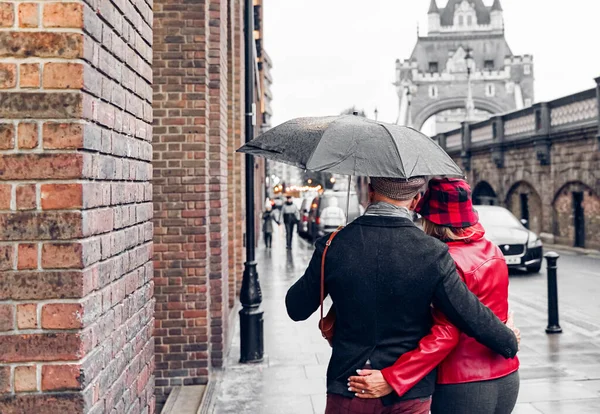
464,48,475,121
239,0,264,363
405,86,413,127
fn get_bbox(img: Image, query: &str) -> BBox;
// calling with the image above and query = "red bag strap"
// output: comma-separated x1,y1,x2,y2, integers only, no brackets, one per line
320,226,344,324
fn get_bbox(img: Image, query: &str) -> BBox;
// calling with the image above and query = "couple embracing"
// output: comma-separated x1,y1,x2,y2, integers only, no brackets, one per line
286,177,520,414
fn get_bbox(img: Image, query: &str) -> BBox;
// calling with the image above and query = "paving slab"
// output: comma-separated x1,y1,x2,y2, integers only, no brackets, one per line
162,385,206,414
513,404,544,414
532,398,600,414
517,380,598,403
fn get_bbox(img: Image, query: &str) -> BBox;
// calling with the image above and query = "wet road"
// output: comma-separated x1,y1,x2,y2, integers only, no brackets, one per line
509,250,600,334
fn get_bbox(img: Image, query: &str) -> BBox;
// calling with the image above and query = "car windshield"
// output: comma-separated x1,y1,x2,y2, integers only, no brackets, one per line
476,207,522,228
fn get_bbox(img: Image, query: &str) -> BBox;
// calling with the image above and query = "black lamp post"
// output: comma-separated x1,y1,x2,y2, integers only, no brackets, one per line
239,0,264,363
464,47,475,121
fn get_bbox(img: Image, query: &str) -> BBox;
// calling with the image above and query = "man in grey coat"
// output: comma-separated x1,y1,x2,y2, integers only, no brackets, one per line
281,196,300,249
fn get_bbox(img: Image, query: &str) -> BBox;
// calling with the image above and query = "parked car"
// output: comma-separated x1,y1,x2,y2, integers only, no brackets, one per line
475,205,543,273
306,191,365,241
298,192,318,238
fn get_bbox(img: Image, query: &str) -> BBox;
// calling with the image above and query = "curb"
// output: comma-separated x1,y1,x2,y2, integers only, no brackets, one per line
197,374,219,414
544,243,600,259
197,304,240,414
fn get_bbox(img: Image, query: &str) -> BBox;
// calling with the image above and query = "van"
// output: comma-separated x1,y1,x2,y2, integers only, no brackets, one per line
307,191,364,240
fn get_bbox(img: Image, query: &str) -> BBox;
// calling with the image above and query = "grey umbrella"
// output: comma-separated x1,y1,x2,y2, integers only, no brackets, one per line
237,115,463,178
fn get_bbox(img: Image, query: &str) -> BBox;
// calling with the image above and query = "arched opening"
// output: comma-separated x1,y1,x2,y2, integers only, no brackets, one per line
505,181,543,235
413,97,506,134
552,182,600,249
472,181,498,205
420,108,494,135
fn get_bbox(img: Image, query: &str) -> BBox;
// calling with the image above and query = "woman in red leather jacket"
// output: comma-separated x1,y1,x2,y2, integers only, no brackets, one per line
349,178,520,414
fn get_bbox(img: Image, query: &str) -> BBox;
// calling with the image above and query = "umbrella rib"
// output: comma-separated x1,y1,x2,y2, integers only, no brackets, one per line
236,145,283,155
305,119,356,172
380,123,406,178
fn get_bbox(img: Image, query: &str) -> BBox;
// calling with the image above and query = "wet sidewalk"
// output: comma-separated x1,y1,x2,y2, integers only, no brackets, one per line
210,226,600,414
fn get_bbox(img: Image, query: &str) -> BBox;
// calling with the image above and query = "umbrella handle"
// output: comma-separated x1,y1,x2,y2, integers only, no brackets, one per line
346,175,352,225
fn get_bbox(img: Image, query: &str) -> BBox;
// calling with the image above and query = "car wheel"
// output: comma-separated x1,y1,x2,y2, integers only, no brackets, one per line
526,263,542,274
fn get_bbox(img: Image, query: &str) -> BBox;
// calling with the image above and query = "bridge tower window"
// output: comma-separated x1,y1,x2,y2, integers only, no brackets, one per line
429,85,438,98
484,60,494,70
486,84,495,97
524,64,531,75
428,62,438,73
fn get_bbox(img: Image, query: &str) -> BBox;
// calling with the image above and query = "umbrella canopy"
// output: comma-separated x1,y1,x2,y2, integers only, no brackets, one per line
237,115,463,178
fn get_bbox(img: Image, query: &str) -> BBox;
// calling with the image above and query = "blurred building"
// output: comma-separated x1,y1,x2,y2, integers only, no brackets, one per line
257,21,301,196
268,161,302,193
395,0,534,134
259,50,274,131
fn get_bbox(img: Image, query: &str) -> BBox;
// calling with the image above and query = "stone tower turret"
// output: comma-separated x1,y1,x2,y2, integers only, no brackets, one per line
428,0,441,34
490,0,503,30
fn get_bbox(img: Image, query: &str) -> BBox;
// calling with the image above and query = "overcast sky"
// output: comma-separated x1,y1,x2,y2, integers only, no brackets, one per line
262,0,600,127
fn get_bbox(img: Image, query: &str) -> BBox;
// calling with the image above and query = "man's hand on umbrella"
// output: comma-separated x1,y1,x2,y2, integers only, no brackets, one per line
348,369,393,398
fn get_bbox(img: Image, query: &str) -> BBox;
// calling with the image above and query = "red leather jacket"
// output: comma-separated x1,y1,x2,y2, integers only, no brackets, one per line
381,225,519,396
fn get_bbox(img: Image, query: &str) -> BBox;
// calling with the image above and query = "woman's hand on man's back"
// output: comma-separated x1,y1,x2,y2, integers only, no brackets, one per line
347,369,394,399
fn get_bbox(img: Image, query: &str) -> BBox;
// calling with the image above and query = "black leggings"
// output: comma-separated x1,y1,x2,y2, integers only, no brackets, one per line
431,371,519,414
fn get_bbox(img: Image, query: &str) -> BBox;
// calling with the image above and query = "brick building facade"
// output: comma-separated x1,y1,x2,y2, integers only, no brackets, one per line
0,0,154,413
153,0,268,410
152,0,242,407
1,0,266,412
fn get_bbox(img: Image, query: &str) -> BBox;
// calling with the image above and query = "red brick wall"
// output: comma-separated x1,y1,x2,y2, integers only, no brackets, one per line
227,0,244,314
207,0,231,369
232,0,246,306
152,0,210,404
152,0,247,408
0,0,154,413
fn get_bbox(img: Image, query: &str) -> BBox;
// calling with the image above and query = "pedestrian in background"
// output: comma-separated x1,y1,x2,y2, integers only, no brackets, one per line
349,178,520,414
262,206,278,249
281,196,300,249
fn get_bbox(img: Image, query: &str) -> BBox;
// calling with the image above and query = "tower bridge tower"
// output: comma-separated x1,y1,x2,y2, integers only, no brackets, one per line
395,0,534,134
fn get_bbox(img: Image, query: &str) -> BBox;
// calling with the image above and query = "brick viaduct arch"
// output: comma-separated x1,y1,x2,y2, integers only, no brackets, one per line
472,180,498,205
504,181,543,235
552,181,600,249
434,81,600,249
